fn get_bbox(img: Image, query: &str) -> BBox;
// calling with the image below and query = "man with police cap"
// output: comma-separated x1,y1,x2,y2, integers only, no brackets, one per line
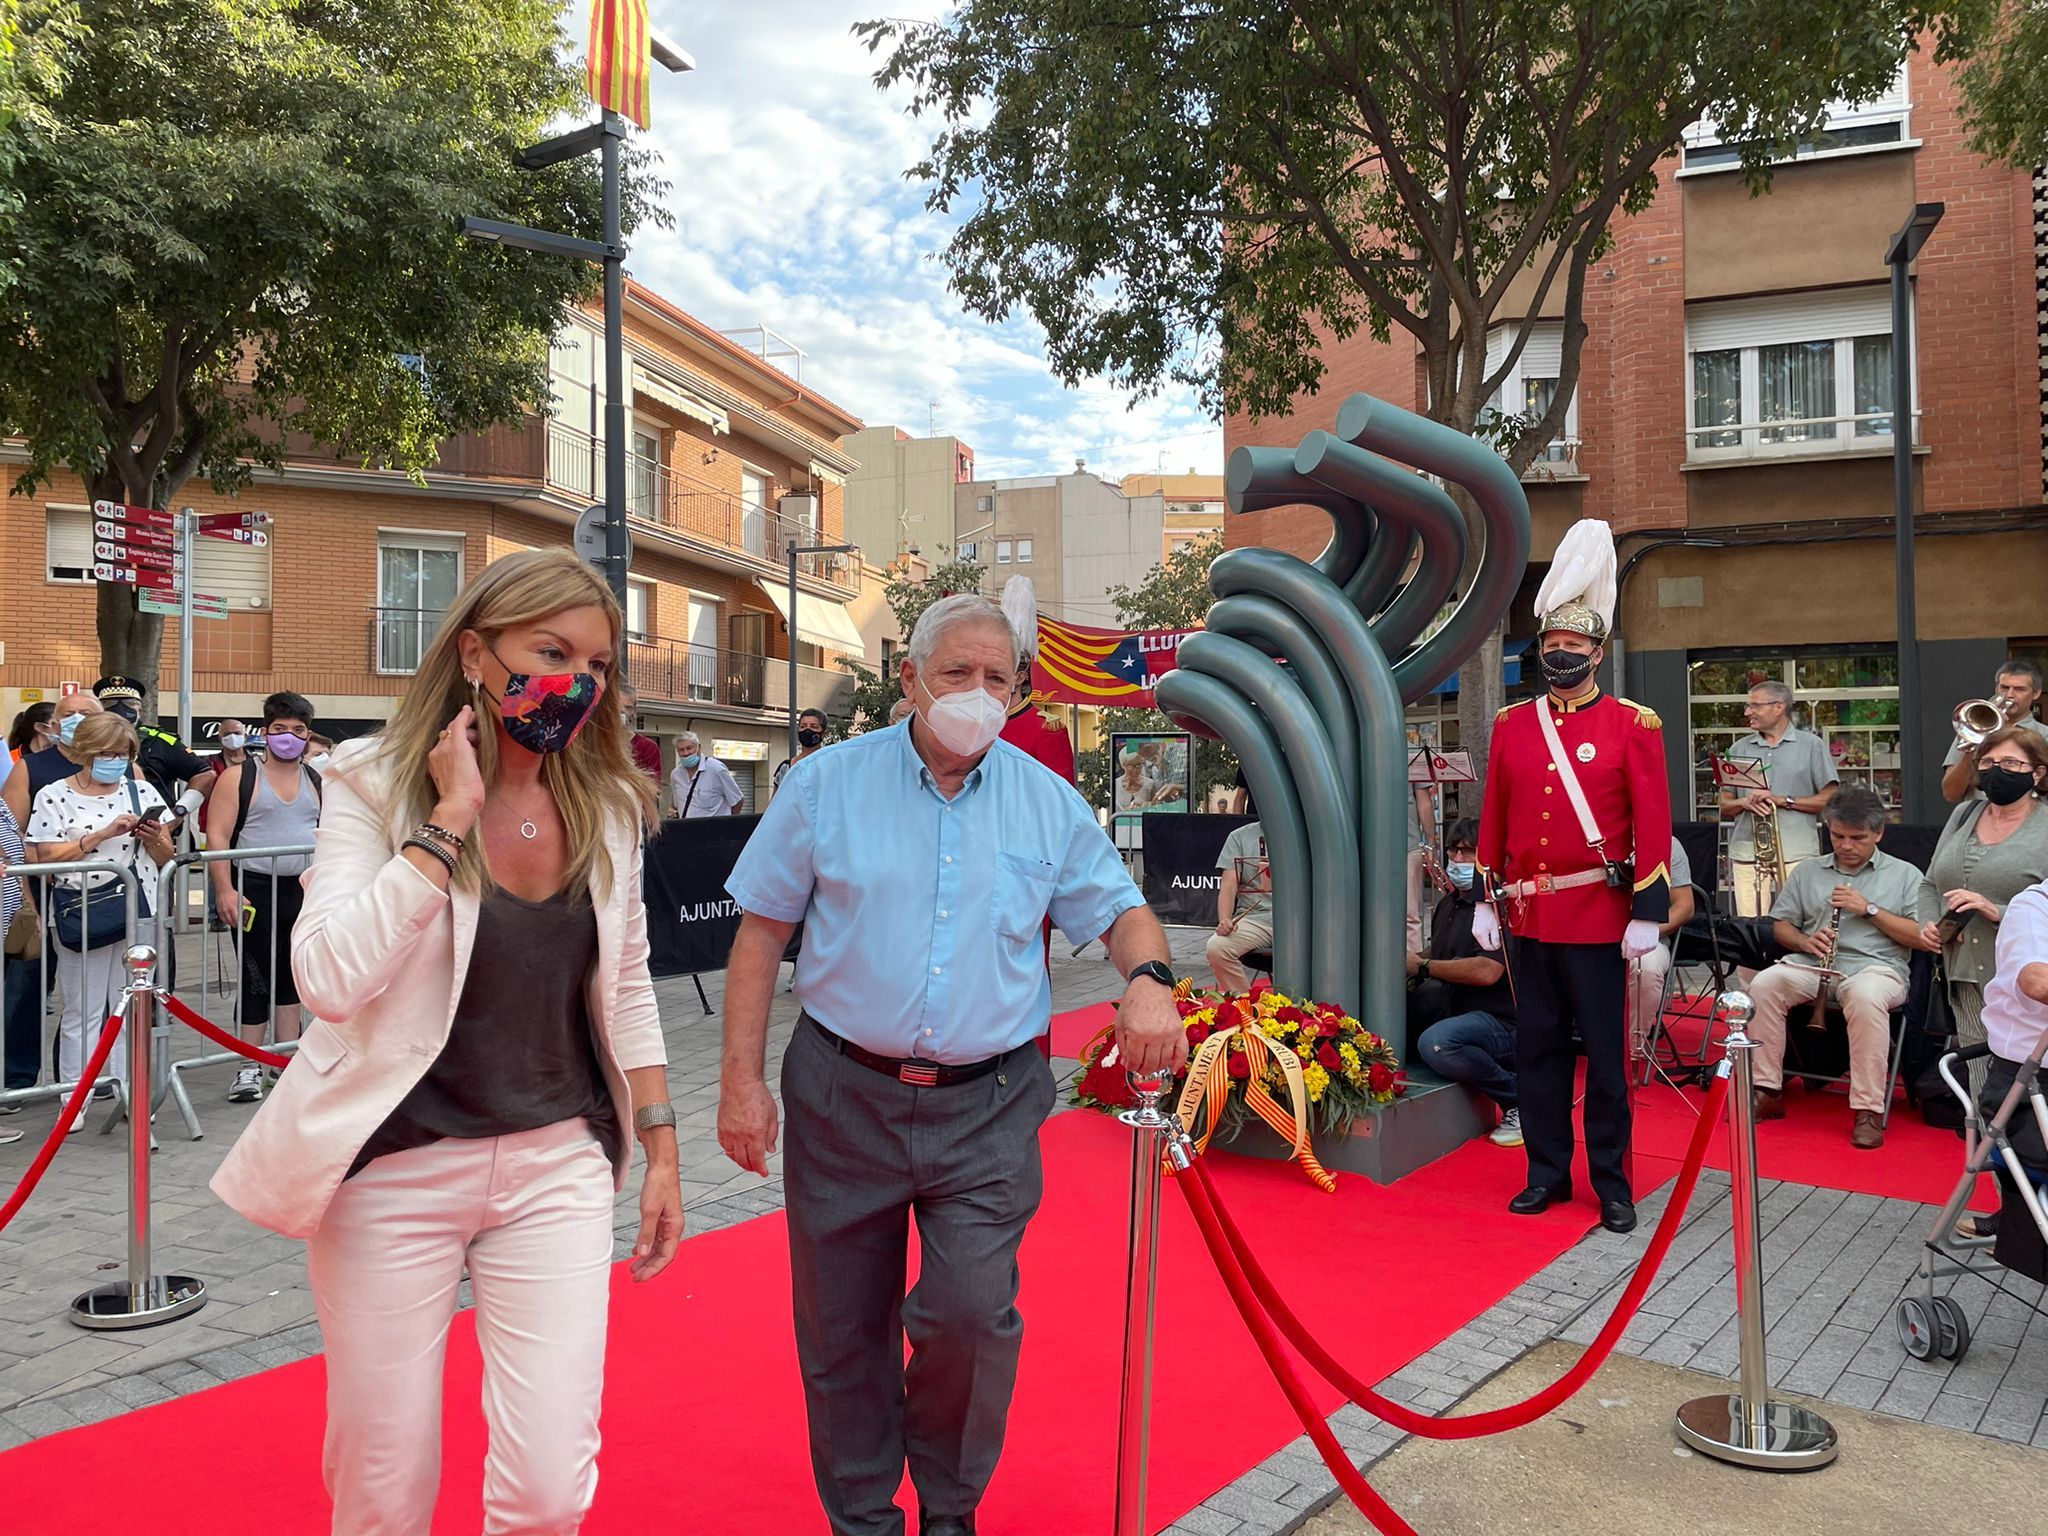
1474,520,1672,1234
93,676,217,815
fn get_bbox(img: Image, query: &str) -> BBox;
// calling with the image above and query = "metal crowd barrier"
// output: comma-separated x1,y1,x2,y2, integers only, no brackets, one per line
157,843,315,1140
0,860,151,1133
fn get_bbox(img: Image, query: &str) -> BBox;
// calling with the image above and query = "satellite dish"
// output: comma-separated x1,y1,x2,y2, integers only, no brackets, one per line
572,503,634,571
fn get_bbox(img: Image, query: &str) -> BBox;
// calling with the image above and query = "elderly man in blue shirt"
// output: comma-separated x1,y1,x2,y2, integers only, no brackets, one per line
721,594,1186,1536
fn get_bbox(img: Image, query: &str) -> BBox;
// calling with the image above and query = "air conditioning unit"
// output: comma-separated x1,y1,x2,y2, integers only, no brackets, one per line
779,492,819,528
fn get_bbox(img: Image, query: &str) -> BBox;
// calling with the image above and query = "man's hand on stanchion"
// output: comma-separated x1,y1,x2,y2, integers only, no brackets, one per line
1115,976,1187,1079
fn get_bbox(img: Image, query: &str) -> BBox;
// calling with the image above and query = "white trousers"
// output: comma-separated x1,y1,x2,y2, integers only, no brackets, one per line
307,1119,617,1536
53,938,131,1089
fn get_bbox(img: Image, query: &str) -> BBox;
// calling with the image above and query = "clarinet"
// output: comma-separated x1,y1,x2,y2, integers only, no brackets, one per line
1806,906,1845,1032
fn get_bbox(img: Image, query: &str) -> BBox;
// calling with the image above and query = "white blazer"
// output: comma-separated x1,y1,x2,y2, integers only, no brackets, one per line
211,737,667,1239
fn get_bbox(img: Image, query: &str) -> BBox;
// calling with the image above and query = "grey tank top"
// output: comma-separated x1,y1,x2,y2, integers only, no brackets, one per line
238,766,320,875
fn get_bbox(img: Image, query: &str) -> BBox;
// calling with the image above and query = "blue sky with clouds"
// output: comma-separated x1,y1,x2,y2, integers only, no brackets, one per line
629,2,1222,480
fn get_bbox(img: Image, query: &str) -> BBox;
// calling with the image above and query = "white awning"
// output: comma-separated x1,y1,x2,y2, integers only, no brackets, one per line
632,364,730,433
758,582,867,655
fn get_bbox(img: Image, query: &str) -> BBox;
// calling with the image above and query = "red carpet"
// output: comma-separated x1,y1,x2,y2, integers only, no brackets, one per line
1,1112,1584,1534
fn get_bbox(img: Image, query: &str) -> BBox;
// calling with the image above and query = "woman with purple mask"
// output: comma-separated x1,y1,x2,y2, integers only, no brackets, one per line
206,690,323,1103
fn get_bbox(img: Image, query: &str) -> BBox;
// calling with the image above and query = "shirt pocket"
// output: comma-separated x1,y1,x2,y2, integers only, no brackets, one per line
992,851,1057,944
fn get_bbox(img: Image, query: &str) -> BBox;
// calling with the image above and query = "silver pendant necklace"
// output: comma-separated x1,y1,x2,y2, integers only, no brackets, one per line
519,818,539,841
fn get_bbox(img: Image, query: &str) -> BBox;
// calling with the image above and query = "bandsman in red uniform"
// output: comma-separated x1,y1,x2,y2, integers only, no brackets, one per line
999,578,1078,1060
1474,520,1672,1234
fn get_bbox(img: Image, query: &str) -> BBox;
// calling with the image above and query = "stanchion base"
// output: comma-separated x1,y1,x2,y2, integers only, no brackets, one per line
69,1275,207,1331
1675,1395,1838,1471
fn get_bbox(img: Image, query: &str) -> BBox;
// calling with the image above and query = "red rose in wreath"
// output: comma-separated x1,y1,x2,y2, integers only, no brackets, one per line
1316,1042,1344,1072
1226,1051,1251,1080
1079,1050,1137,1108
1368,1062,1395,1096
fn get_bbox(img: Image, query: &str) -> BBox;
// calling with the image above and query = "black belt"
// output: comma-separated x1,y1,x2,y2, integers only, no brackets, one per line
804,1016,1003,1087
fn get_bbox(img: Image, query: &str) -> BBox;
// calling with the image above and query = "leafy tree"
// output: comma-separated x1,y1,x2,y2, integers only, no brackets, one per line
859,0,1944,782
0,0,665,711
1943,2,2048,167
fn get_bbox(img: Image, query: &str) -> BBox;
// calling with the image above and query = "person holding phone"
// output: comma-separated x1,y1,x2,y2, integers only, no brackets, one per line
23,711,175,1129
1918,724,2048,1098
209,548,683,1535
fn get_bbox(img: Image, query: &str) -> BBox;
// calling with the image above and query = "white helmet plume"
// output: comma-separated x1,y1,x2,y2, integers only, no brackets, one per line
1533,519,1617,640
1001,575,1040,662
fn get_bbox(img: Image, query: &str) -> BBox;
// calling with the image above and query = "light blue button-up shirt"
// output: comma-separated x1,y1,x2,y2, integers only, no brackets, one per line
726,720,1143,1062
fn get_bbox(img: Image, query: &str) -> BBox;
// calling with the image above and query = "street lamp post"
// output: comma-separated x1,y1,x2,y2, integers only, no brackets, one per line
459,37,693,616
1885,202,1942,819
788,541,858,760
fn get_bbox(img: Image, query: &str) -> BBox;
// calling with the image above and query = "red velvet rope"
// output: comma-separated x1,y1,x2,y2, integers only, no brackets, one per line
161,994,291,1070
0,1010,126,1235
1177,1166,1421,1536
1191,1068,1731,1441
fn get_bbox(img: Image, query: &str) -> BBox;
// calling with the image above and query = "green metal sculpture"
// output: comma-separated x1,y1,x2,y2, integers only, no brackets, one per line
1156,395,1532,1056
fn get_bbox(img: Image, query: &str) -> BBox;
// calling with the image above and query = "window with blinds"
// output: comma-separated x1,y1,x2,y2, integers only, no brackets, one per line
45,505,93,582
192,533,271,610
1479,322,1577,467
1685,287,1903,460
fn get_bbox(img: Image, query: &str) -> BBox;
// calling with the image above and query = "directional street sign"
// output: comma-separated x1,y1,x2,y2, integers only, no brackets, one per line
194,510,269,530
94,540,181,572
95,518,175,547
90,498,175,528
141,592,227,619
199,526,268,548
93,562,181,591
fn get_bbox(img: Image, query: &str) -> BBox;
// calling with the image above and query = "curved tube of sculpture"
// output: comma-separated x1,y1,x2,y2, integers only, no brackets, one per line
1334,393,1533,699
1292,431,1467,674
1206,595,1359,797
1156,670,1314,992
1225,447,1373,591
1208,548,1409,1051
1176,631,1359,1010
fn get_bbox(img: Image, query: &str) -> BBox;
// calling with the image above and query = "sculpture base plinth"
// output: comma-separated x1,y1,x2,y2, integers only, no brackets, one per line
1216,1077,1491,1184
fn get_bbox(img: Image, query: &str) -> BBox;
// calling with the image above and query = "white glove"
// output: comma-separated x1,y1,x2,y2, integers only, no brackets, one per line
1471,902,1501,952
175,788,206,819
1622,919,1660,960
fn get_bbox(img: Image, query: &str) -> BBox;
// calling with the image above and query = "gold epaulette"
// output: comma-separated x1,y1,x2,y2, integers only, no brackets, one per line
1617,696,1661,730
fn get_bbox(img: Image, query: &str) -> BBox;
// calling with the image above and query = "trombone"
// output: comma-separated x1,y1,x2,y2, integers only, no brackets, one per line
1953,696,2014,749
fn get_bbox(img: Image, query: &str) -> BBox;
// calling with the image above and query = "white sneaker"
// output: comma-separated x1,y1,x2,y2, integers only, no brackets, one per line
0,1126,22,1144
1489,1109,1524,1147
228,1066,264,1103
65,1108,87,1135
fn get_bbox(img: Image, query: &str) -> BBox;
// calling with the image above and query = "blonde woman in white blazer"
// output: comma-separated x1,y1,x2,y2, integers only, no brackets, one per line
212,550,683,1536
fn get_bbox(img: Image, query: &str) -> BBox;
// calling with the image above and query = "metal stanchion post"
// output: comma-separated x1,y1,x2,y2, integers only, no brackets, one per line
1675,992,1837,1469
70,945,208,1331
1114,1071,1178,1535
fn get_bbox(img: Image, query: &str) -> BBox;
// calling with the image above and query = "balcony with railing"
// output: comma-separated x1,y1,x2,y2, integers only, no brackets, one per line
547,420,860,596
626,635,854,716
371,607,443,675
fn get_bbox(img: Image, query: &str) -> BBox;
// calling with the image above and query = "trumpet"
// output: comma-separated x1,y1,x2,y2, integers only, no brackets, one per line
1752,795,1788,907
1953,696,2014,749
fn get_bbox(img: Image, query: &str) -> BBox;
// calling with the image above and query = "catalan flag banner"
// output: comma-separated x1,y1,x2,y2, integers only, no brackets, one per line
1032,616,1199,707
587,0,652,129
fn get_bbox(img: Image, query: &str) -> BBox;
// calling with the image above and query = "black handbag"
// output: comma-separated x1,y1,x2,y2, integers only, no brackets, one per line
50,780,150,951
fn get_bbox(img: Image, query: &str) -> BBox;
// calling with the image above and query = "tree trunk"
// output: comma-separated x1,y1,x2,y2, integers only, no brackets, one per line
90,472,169,723
1456,629,1505,802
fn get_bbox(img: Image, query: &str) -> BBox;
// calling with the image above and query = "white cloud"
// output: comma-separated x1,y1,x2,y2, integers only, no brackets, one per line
626,2,1224,482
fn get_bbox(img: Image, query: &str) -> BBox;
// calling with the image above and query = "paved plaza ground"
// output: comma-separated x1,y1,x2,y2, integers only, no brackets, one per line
4,922,2046,1536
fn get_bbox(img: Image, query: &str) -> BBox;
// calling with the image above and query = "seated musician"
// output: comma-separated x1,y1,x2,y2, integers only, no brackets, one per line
1410,820,1522,1148
1206,809,1272,993
1629,836,1696,1053
1746,787,1933,1149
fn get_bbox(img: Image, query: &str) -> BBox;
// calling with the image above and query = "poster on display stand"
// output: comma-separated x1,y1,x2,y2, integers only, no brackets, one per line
1109,730,1192,852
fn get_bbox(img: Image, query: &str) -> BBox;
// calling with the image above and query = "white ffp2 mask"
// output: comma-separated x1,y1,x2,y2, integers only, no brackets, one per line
918,678,1007,757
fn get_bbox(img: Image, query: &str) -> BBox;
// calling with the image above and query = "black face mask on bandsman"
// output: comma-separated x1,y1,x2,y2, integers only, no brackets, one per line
1539,647,1597,691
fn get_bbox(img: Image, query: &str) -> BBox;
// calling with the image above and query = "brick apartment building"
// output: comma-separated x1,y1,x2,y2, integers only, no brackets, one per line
1,280,884,810
1227,51,2048,824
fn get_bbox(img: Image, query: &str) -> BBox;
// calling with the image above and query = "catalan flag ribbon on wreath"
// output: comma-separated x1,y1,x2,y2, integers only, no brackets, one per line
588,0,653,128
1032,615,1199,708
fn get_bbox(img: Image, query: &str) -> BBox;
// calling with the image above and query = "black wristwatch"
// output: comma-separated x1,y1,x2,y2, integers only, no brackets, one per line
1418,958,1432,982
1127,960,1177,992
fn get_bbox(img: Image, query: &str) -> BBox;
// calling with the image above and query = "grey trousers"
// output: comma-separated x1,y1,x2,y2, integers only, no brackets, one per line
782,1019,1055,1536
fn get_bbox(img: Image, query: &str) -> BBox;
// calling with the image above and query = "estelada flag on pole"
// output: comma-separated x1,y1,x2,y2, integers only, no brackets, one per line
587,0,652,129
1033,615,1198,707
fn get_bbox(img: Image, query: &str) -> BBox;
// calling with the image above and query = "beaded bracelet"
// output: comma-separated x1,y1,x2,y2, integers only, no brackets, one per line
416,822,467,853
401,836,457,877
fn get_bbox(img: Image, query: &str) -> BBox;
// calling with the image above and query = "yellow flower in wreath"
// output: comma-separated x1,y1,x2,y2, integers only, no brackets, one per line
1302,1062,1330,1101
